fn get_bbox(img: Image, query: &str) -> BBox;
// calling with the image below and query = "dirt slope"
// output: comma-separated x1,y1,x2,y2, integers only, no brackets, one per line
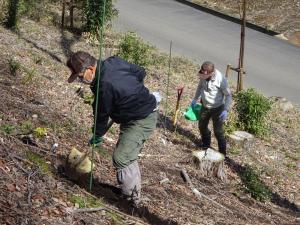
192,0,300,46
0,17,299,225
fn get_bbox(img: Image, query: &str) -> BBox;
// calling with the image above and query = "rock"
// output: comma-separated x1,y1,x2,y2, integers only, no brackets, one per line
278,100,294,112
229,131,254,142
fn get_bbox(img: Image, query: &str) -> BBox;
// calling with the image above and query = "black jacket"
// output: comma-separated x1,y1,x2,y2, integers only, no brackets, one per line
90,56,156,137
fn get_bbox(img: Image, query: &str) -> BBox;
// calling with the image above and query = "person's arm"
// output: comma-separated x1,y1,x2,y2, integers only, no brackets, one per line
221,78,232,111
130,63,146,82
93,83,113,137
193,79,203,102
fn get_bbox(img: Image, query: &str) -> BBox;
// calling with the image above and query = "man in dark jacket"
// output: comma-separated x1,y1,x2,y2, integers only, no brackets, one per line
67,51,158,206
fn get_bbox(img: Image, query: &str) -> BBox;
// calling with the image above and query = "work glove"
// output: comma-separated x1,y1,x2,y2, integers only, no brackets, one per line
152,91,162,104
219,110,228,122
191,99,197,108
89,135,103,147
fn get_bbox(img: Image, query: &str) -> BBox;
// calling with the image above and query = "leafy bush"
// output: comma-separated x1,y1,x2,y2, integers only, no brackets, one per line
235,88,272,136
241,165,272,202
117,32,154,67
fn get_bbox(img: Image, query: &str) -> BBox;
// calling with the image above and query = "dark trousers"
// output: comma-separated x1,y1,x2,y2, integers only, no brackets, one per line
198,105,226,155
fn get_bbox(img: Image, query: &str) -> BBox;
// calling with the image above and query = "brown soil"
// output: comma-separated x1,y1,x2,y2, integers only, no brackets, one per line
0,10,299,225
192,0,300,46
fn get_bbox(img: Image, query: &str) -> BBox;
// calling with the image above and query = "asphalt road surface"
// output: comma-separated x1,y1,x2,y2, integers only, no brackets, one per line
113,0,300,103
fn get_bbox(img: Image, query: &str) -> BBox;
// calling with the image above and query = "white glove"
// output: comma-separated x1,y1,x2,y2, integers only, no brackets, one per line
152,92,162,104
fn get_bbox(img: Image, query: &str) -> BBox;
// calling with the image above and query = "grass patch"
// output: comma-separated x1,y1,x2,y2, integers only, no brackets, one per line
241,164,272,202
26,151,52,175
69,194,104,208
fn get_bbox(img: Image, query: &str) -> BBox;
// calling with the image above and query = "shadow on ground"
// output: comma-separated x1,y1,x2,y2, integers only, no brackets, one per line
58,164,179,225
157,112,202,147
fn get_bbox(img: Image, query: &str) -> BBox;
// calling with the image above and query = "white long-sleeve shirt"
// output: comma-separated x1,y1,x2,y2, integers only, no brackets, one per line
193,69,232,111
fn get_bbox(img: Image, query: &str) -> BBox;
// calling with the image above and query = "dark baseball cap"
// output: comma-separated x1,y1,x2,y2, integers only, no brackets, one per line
67,51,91,83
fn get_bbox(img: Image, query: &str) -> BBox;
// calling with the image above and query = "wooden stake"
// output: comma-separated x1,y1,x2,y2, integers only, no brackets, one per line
237,0,247,92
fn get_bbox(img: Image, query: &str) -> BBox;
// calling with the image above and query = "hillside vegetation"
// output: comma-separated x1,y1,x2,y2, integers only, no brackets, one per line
0,1,299,225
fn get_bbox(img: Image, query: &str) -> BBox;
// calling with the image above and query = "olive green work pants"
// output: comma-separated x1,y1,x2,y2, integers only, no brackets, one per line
113,111,157,169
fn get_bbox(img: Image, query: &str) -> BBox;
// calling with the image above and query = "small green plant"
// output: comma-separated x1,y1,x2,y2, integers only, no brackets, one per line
68,194,124,223
0,124,15,134
83,93,94,105
9,58,21,76
33,127,48,138
22,67,36,84
235,88,272,136
240,164,272,202
117,32,154,67
19,120,34,134
26,151,52,174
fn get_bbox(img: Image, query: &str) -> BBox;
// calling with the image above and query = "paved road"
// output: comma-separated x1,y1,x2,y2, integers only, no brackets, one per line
113,0,300,103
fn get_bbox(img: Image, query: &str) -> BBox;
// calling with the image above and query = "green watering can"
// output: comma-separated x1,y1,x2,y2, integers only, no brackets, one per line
184,104,202,121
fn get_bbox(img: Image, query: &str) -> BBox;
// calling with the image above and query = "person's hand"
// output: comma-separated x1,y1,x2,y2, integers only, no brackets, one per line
152,92,162,104
191,99,197,108
89,135,103,147
219,110,228,122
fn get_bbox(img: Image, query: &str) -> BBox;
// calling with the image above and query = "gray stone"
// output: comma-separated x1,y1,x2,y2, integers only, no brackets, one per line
229,131,254,142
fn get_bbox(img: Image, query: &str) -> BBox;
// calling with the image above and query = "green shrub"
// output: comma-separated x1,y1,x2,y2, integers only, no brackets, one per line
241,164,272,202
84,0,117,35
235,88,272,136
117,32,154,67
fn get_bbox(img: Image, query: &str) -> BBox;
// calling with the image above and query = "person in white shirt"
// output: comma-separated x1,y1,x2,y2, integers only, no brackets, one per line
191,61,232,155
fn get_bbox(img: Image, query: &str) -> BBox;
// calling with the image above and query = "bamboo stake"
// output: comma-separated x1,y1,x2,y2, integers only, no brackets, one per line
164,40,172,131
89,0,107,192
